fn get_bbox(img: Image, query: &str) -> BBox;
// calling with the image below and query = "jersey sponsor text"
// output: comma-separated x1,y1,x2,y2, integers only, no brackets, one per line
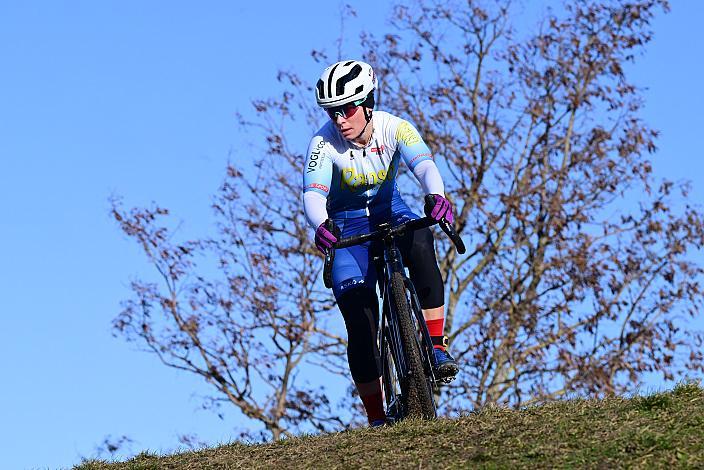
306,183,330,192
307,140,326,173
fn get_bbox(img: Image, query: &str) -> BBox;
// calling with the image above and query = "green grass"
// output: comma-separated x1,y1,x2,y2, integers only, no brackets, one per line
75,382,704,469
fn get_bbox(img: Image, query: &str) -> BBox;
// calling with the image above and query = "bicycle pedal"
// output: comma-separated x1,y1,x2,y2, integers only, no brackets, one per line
436,375,456,385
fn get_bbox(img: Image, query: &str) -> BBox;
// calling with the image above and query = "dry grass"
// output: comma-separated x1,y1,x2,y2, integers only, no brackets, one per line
75,382,704,469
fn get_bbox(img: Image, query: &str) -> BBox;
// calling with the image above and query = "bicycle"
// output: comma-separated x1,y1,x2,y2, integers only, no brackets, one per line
323,208,465,422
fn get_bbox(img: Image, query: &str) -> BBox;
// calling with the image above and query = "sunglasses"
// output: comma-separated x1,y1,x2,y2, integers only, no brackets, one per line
326,99,366,120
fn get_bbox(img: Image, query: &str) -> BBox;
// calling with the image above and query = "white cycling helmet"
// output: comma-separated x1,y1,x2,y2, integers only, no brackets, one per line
315,60,377,108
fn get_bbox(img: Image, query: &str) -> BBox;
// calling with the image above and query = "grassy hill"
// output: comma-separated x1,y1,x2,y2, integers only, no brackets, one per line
76,383,703,469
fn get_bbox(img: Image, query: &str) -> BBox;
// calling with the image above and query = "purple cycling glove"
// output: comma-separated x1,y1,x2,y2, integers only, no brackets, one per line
315,219,340,254
424,194,454,224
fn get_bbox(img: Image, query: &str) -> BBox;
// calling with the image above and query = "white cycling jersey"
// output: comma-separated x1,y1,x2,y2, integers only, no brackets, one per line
302,111,444,228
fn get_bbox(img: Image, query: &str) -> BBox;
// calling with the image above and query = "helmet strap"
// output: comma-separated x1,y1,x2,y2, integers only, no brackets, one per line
352,107,373,142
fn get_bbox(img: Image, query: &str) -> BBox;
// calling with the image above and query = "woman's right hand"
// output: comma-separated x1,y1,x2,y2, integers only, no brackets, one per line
315,219,340,254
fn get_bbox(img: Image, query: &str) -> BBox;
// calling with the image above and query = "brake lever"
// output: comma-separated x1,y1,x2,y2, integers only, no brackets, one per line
439,219,466,255
323,249,335,289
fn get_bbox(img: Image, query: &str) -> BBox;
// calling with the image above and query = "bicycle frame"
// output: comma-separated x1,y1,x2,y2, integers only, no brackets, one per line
377,233,412,418
322,215,466,421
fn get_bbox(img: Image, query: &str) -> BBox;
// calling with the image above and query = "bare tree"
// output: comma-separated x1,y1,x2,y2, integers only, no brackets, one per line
113,0,704,441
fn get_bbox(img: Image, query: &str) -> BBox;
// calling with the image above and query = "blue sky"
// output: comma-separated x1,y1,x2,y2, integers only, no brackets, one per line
0,1,702,468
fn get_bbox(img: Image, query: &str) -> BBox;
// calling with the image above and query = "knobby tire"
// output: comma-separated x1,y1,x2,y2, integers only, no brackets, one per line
390,271,436,419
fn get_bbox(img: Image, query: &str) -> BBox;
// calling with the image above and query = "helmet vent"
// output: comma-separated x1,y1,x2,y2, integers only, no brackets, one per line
327,63,341,98
335,64,362,96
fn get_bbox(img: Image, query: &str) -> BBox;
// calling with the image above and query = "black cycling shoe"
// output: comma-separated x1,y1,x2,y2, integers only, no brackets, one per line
433,348,459,384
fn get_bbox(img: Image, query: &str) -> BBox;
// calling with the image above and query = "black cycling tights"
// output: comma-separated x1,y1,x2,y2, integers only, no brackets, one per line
336,226,444,383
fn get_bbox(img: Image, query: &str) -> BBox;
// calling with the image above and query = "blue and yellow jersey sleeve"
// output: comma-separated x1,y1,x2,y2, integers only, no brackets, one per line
394,120,434,172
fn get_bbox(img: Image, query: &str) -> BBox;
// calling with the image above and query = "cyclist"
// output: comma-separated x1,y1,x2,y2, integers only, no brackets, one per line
303,60,459,427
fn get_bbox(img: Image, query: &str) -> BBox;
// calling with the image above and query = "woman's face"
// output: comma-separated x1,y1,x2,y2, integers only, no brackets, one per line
327,104,369,141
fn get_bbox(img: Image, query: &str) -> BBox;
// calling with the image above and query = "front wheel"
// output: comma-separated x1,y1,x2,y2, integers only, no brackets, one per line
389,271,436,419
